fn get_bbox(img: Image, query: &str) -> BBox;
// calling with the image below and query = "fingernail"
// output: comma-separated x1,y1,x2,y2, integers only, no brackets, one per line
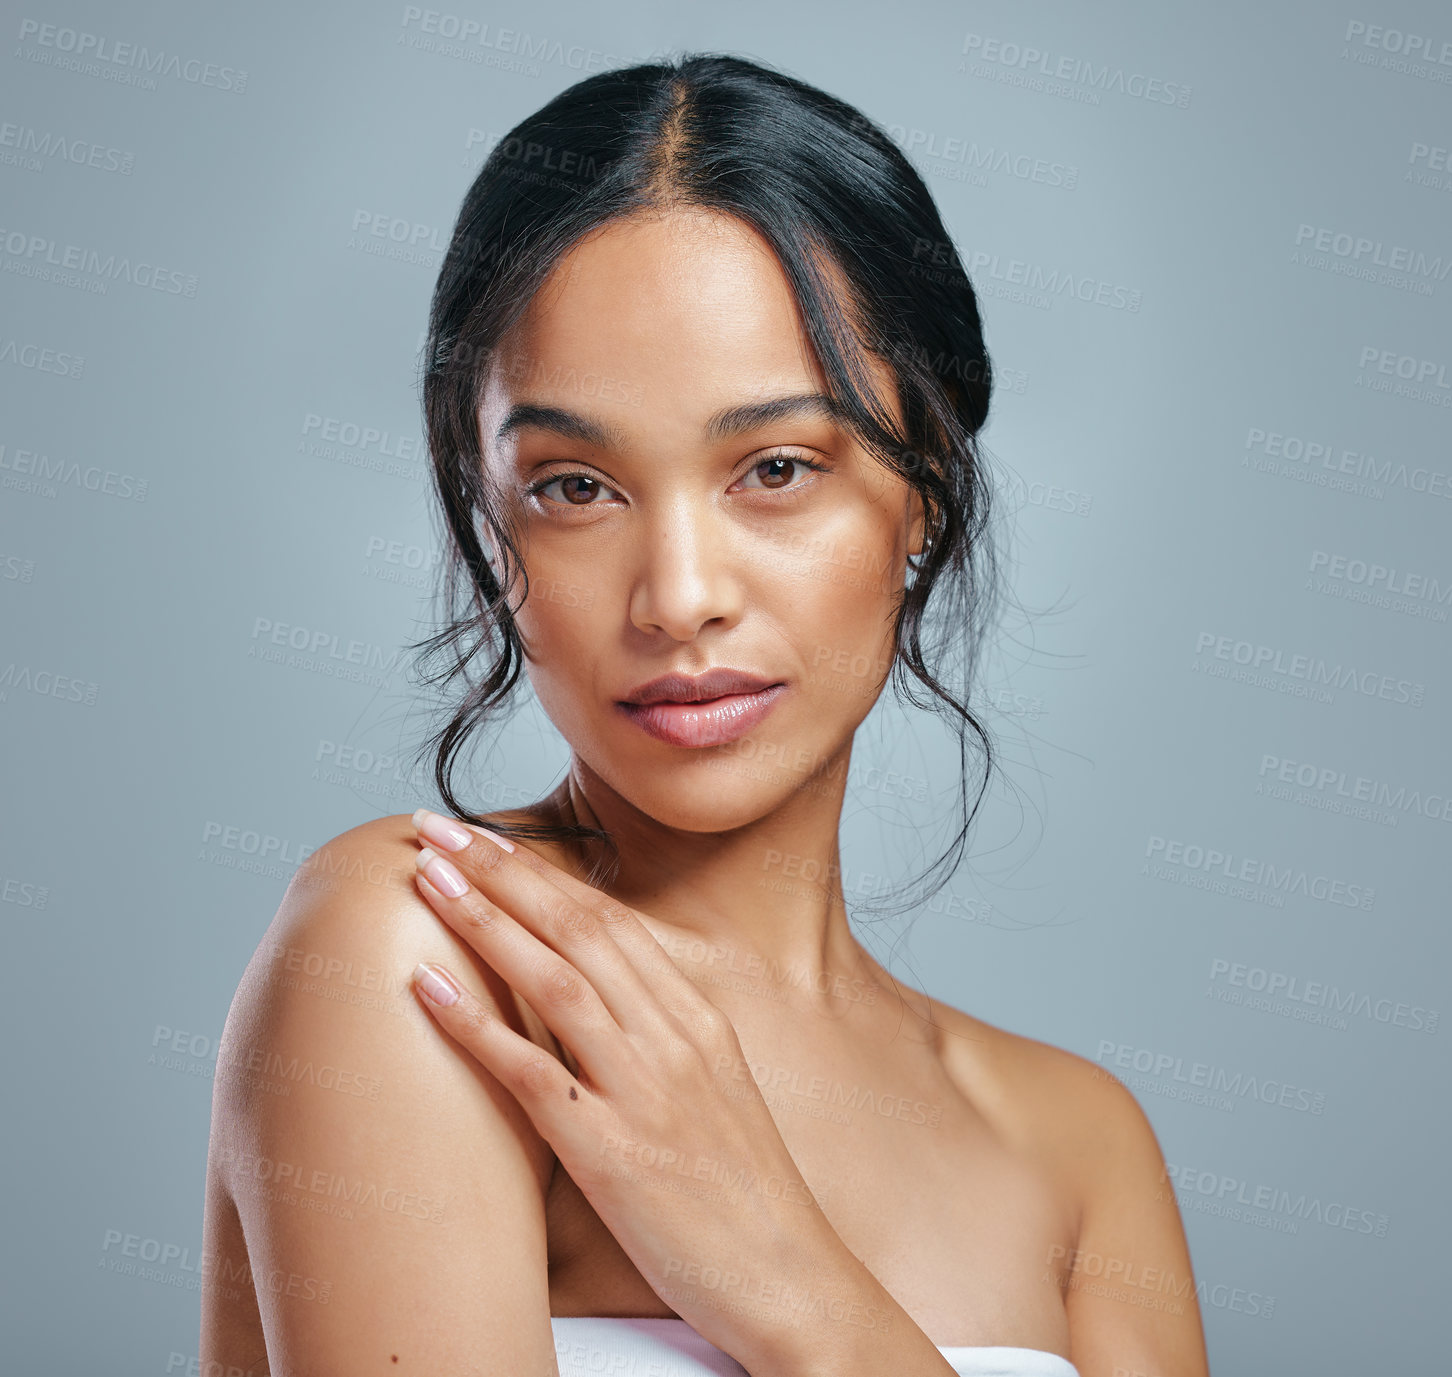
412,807,473,852
416,846,469,898
413,961,460,1006
464,822,515,853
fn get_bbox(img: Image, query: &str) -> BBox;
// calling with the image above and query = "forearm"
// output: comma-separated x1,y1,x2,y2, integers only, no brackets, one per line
751,1263,958,1377
669,1219,958,1377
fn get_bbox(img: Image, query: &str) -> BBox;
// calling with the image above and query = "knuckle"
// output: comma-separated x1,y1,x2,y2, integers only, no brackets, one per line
665,1028,708,1071
455,899,501,938
692,997,733,1040
515,1053,558,1098
548,899,599,946
539,962,589,1009
700,1010,743,1061
594,898,636,931
464,831,508,874
643,1018,714,1078
455,997,495,1041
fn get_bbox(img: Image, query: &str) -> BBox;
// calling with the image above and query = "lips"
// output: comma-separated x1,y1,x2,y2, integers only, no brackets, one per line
621,668,781,706
617,669,787,749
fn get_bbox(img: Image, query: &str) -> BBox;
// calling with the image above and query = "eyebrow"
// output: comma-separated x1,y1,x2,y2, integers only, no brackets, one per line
493,391,849,449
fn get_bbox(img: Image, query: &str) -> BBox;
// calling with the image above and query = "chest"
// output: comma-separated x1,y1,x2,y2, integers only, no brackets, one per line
545,1072,1079,1350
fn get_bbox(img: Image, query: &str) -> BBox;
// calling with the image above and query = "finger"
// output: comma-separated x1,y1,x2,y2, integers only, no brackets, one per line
416,813,694,1031
414,850,624,1085
410,960,594,1144
454,818,707,1023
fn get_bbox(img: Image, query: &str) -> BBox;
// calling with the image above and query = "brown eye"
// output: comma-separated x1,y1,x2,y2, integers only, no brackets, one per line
756,457,794,488
742,455,821,491
529,472,617,505
560,475,600,504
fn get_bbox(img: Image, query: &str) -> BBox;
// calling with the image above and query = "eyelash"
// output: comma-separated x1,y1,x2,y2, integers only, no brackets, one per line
524,453,830,507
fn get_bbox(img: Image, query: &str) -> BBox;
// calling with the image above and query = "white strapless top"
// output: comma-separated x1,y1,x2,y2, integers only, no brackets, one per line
551,1315,1082,1377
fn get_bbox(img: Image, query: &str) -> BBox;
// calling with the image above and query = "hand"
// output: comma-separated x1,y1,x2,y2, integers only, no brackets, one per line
403,808,859,1370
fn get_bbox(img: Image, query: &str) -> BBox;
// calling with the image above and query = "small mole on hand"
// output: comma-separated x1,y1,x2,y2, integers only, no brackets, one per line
391,1356,398,1363
568,1085,578,1099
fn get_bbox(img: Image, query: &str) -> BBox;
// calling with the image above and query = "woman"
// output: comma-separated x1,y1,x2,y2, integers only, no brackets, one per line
201,53,1210,1377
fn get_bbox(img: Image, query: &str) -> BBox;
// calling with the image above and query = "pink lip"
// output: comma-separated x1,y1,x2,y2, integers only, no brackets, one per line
617,684,788,748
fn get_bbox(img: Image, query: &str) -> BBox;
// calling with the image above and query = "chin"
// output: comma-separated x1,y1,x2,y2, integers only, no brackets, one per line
600,750,809,835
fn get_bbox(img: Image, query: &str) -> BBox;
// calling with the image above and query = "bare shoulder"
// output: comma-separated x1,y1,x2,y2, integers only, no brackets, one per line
926,994,1164,1195
201,811,563,1372
220,809,563,1135
927,994,1209,1375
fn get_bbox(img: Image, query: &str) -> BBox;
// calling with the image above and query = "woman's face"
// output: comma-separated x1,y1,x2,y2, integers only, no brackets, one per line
478,206,924,833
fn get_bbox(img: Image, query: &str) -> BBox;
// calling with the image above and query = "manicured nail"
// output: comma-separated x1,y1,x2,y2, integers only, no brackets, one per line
464,822,515,853
416,846,469,898
413,961,460,1006
412,807,473,852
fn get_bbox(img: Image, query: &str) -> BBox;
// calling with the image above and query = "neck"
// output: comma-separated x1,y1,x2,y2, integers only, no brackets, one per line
547,755,883,1015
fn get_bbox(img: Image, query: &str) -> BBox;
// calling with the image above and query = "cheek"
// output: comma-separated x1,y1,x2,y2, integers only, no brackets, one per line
514,582,605,680
791,586,898,716
517,598,611,758
754,512,905,707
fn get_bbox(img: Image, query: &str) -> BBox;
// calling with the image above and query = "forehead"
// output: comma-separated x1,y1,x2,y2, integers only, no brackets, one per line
481,208,860,436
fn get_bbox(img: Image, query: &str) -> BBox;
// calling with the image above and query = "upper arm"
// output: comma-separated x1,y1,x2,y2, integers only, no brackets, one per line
1055,1058,1210,1377
202,815,559,1377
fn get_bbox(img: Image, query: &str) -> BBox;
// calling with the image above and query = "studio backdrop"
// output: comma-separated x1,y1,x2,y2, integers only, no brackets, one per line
1,1,1447,1373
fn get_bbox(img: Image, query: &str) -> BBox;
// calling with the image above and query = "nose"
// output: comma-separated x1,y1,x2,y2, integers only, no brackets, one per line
627,507,745,641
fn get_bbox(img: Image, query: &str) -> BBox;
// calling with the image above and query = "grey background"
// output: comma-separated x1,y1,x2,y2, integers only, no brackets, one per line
2,1,1448,1372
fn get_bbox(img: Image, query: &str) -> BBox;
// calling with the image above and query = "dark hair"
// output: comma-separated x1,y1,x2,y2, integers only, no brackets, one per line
406,50,1003,918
